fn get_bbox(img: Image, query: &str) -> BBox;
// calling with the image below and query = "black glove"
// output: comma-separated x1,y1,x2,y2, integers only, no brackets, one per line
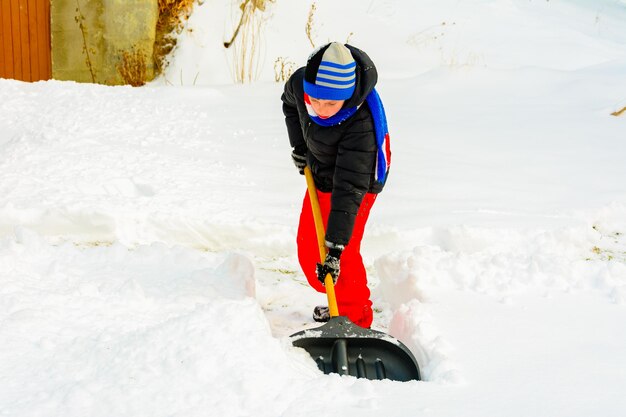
291,144,307,175
316,247,342,286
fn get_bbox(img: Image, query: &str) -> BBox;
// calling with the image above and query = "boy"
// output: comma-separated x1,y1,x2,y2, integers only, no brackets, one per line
281,42,390,328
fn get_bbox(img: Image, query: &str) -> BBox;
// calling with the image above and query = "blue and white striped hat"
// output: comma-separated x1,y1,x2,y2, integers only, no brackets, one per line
304,42,356,100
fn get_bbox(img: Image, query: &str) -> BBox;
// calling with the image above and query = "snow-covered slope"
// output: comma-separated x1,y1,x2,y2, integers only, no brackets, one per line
1,1,626,416
163,0,626,84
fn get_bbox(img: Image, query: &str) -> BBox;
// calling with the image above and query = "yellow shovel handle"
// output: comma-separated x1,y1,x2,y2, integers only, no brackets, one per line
304,167,339,317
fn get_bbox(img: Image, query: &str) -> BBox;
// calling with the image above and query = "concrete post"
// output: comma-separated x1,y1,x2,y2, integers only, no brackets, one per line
51,0,158,84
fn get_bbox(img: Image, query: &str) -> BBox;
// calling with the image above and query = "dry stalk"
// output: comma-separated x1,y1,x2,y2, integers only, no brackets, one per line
224,0,272,48
74,0,96,83
228,0,274,83
224,0,251,48
611,106,626,117
305,2,317,48
233,9,258,82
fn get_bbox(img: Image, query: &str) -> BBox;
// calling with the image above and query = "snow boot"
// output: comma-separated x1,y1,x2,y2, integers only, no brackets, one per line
313,305,330,323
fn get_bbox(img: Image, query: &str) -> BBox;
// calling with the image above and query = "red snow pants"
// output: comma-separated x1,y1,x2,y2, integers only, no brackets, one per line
297,190,377,328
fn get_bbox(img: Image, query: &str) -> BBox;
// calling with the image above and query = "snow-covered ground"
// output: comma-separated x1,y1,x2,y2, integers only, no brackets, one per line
1,0,626,416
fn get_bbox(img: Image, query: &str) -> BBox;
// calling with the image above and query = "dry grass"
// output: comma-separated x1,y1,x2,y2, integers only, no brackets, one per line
305,2,317,48
226,0,274,83
232,7,261,83
224,0,272,48
274,57,295,82
117,49,148,86
611,106,626,117
154,0,196,75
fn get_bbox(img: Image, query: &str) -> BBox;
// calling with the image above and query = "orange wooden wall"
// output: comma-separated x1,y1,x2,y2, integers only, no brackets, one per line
0,0,51,81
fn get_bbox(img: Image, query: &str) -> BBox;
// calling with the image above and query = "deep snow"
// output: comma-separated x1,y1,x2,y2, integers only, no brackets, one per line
1,0,626,416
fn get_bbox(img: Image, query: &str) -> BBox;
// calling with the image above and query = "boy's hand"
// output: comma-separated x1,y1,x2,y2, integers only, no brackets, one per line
316,247,342,285
291,145,307,175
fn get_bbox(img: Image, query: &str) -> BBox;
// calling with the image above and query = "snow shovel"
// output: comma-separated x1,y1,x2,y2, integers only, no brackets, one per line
290,167,420,382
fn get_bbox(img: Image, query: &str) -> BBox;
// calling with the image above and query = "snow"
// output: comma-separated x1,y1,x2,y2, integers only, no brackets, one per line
1,0,626,416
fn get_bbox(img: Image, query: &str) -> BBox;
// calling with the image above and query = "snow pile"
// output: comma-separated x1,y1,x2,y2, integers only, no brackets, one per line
375,205,626,382
377,219,626,301
0,229,316,416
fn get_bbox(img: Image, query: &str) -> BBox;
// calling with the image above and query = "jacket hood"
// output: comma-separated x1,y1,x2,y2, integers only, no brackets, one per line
343,44,378,109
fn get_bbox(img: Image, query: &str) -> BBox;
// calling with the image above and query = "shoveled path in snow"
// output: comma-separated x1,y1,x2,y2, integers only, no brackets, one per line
2,228,625,417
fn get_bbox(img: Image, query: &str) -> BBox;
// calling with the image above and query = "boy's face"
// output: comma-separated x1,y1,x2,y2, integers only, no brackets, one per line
309,97,345,119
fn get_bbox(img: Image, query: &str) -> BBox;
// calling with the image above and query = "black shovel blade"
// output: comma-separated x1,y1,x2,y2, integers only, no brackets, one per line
290,316,420,381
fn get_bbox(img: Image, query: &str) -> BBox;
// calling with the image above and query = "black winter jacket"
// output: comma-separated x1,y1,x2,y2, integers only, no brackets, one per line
281,45,386,247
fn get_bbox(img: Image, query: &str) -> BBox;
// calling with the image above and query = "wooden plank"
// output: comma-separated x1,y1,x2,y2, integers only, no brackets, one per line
1,0,15,79
27,0,40,80
0,4,4,78
18,0,30,81
35,0,50,80
39,0,50,79
10,0,21,79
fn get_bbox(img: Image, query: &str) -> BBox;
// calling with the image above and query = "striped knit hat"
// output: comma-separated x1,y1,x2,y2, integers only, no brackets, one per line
303,42,356,100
